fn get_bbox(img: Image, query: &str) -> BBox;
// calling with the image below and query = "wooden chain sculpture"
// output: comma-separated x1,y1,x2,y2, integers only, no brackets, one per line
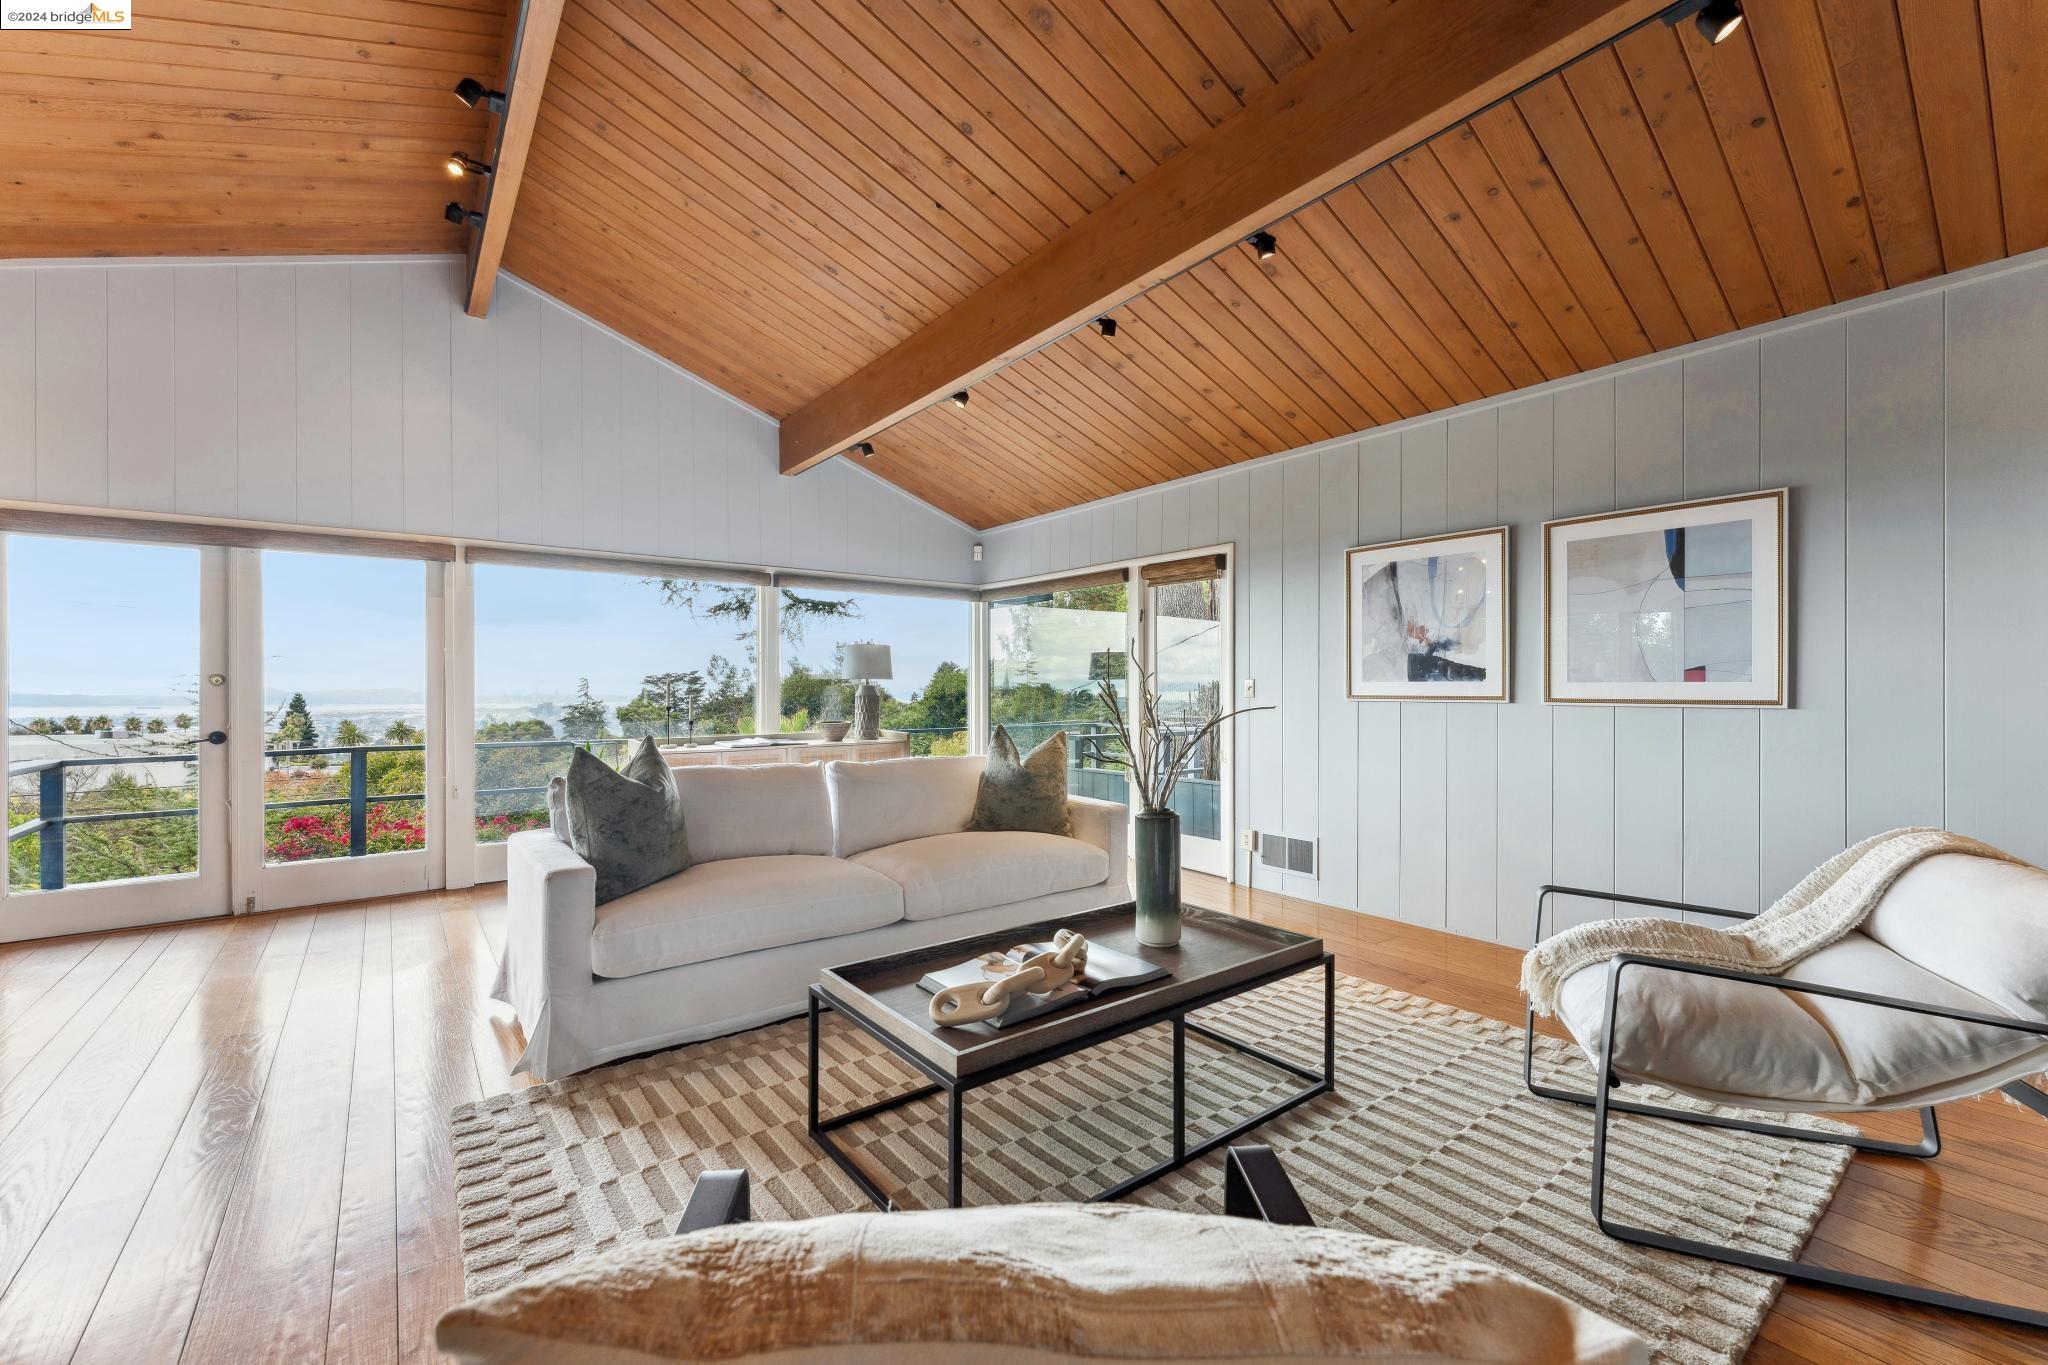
928,929,1089,1026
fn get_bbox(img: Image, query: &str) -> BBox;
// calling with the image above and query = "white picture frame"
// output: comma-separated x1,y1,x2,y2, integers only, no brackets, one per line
1543,489,1788,706
1345,526,1510,702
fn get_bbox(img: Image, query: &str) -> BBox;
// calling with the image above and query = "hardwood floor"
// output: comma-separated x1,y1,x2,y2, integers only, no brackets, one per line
0,876,2042,1362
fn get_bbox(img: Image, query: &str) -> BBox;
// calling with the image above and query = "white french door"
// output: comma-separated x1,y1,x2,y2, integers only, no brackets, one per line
0,533,232,942
1141,557,1232,878
230,548,442,913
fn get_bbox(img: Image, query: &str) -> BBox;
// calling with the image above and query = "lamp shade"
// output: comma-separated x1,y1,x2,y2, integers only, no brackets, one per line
842,643,892,680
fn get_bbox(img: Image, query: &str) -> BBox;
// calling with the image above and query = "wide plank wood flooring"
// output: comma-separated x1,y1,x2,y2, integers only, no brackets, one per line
0,875,2042,1362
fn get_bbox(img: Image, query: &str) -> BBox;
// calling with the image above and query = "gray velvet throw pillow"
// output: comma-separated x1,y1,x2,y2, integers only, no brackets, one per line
565,737,688,904
968,726,1072,837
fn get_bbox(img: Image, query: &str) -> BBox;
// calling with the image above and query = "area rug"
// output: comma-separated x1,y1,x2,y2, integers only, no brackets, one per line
449,976,1851,1365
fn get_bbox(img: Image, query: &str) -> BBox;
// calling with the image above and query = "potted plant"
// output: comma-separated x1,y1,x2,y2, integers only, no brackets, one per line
1094,656,1269,947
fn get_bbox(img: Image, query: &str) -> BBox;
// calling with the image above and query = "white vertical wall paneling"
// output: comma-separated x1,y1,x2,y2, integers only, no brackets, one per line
578,329,624,554
1188,478,1219,547
1843,294,1944,836
1494,395,1553,945
1317,443,1360,912
0,270,34,499
1281,455,1320,897
1681,343,1763,914
37,267,109,509
1443,409,1499,940
1113,498,1139,561
614,351,660,556
1136,489,1164,557
107,266,176,513
235,265,298,524
1943,268,2048,865
1759,320,1848,900
295,264,353,526
1247,463,1285,890
1396,423,1447,928
1159,483,1189,554
1611,360,1685,916
174,266,238,518
1355,433,1403,920
1549,379,1615,931
538,301,583,552
347,263,404,533
1090,504,1115,567
1217,468,1253,884
492,282,544,547
400,260,454,537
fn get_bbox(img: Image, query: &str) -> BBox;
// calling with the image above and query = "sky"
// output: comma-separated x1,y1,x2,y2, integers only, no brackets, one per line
4,537,970,713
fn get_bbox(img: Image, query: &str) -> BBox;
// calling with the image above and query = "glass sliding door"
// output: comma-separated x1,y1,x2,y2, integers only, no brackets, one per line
2,533,230,941
986,574,1131,809
245,548,437,909
1145,558,1231,877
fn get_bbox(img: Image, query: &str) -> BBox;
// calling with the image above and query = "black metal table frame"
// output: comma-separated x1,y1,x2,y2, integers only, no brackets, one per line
807,951,1336,1210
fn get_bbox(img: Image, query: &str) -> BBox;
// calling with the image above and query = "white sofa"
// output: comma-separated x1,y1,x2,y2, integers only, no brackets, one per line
494,754,1129,1081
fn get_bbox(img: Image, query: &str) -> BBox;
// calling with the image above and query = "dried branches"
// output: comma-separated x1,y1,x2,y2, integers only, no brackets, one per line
1092,648,1271,813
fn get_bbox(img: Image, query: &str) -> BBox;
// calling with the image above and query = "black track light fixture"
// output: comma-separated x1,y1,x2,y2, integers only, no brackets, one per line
444,202,485,229
446,151,494,178
453,76,508,113
856,441,876,458
1662,0,1742,45
950,391,969,409
1093,316,1118,338
1249,229,1278,260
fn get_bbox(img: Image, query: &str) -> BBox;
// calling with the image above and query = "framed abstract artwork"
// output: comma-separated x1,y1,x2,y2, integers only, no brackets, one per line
1345,527,1509,702
1543,489,1787,706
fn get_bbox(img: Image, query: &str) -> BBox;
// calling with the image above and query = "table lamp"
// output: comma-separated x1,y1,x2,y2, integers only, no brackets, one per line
842,642,892,740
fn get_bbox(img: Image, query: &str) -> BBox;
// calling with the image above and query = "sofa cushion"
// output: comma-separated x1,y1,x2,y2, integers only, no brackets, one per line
563,738,688,905
1556,930,2048,1109
826,754,985,857
670,763,832,863
1863,852,2048,1020
850,830,1107,921
968,725,1072,836
590,855,903,979
437,1203,1648,1365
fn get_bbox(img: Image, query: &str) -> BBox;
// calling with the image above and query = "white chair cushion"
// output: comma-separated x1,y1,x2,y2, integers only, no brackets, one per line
671,764,832,863
1556,930,2048,1111
589,855,903,978
826,754,985,857
1863,852,2048,1020
850,830,1109,921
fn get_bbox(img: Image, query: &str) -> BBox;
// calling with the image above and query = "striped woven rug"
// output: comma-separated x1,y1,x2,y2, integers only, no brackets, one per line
449,975,1850,1364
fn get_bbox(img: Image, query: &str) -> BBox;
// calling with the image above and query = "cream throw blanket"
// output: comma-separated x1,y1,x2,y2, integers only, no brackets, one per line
1521,827,2022,1016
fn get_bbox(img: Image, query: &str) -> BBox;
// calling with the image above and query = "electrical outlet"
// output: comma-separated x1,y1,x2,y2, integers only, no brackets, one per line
1239,829,1257,852
1242,677,1256,698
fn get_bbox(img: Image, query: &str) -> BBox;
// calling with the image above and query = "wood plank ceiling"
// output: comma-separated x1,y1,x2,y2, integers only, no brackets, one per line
0,0,508,256
6,1,2045,529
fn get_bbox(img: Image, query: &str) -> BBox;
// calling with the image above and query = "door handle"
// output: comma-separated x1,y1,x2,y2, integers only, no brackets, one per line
204,730,227,746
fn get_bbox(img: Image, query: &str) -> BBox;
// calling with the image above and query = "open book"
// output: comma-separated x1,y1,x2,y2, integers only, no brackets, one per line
917,938,1169,1029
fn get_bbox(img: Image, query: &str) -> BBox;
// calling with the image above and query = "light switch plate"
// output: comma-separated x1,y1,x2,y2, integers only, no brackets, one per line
1242,678,1256,698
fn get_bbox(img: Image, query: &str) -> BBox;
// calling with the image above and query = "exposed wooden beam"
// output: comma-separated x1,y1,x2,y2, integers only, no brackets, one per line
464,0,567,318
777,0,1668,474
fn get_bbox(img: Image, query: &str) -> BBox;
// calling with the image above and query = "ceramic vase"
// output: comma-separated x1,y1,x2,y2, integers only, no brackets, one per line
1133,808,1182,947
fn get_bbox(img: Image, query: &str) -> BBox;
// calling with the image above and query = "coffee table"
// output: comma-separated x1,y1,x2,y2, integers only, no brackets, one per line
808,901,1334,1210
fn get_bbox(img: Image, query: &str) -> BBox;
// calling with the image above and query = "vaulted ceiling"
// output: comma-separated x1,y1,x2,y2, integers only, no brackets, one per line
7,1,2046,529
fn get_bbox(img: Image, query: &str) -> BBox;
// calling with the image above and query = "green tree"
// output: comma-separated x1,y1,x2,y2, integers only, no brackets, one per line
86,714,114,734
172,712,193,730
381,719,424,745
145,718,167,735
476,717,555,741
275,693,317,749
121,715,143,734
333,719,368,748
25,718,56,736
695,656,755,735
618,670,701,737
647,580,860,650
559,679,611,741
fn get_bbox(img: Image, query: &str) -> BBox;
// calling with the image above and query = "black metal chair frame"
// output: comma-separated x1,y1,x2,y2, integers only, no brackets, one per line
675,1143,1315,1237
1523,883,2048,1329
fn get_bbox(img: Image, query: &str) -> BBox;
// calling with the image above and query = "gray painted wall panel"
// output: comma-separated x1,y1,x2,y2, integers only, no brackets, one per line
1444,410,1499,941
1494,395,1553,946
1355,435,1403,920
1843,294,1944,836
1318,445,1360,912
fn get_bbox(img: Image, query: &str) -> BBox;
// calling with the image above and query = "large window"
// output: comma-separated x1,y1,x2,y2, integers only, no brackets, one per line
471,565,758,842
986,578,1130,805
778,588,970,755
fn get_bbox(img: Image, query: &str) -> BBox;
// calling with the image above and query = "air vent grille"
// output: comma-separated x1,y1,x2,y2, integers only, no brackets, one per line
1257,834,1317,878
